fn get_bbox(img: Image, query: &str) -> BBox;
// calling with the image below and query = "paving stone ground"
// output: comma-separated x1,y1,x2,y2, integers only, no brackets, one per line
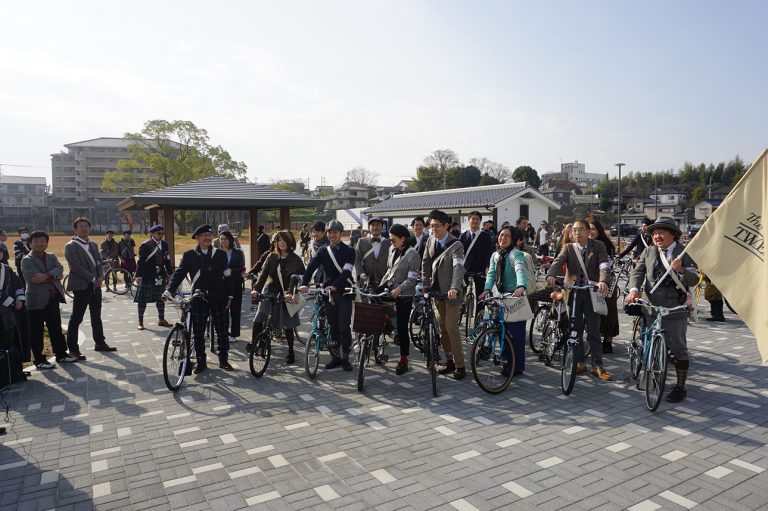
1,293,766,510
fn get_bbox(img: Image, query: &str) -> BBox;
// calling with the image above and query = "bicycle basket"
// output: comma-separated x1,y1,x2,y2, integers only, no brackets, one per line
353,302,393,335
624,303,644,317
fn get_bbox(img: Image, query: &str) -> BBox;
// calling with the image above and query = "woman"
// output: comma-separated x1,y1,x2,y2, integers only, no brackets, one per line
251,231,305,364
478,226,528,376
590,220,619,353
379,224,421,376
219,231,246,342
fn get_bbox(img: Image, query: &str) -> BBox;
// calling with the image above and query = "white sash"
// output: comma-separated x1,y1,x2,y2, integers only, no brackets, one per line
326,245,353,285
658,247,688,294
74,240,97,269
464,231,480,260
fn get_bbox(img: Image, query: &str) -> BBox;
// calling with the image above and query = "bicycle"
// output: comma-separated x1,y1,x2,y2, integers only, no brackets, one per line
408,280,425,352
412,290,448,397
301,284,332,379
162,290,206,391
469,293,517,394
248,293,283,377
625,299,689,412
352,286,395,392
459,272,483,342
62,258,133,298
608,256,633,299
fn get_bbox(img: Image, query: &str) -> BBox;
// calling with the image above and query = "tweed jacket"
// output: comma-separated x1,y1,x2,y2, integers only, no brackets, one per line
380,246,421,298
21,251,66,310
253,252,305,296
355,235,391,285
547,239,610,285
135,239,173,280
629,242,698,319
422,233,465,305
64,237,104,291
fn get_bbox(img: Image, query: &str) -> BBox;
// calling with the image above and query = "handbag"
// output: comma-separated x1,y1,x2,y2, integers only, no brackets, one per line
501,295,534,322
572,244,608,316
277,260,305,317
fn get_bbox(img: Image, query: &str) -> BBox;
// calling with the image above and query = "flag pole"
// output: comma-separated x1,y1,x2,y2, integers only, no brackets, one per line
648,247,690,295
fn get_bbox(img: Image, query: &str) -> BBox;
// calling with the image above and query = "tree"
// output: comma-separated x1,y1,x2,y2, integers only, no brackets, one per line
468,157,512,182
102,119,248,233
512,165,542,189
423,149,461,189
411,165,443,191
452,166,482,188
344,167,378,187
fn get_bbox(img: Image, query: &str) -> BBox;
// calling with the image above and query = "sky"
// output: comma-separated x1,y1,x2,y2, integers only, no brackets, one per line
1,0,767,187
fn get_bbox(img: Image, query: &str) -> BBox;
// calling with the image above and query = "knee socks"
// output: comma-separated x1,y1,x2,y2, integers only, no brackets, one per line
285,328,294,352
138,302,166,324
674,358,689,388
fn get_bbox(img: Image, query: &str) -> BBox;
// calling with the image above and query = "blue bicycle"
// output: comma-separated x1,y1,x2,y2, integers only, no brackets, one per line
626,299,689,412
469,293,517,394
302,285,332,379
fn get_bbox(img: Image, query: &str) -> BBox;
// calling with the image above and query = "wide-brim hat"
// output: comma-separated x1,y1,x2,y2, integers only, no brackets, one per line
647,216,681,236
192,224,213,239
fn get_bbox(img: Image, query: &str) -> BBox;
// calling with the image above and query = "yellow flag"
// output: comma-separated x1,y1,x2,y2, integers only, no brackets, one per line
686,149,768,362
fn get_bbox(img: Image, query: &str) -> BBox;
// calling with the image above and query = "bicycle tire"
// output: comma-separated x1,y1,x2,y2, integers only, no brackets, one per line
357,335,371,392
422,321,438,397
408,303,425,353
463,290,476,342
249,330,272,377
471,327,515,394
305,333,321,379
108,268,133,295
62,275,74,299
630,317,643,382
163,324,189,392
644,334,668,412
561,341,577,395
724,297,736,315
542,323,560,366
529,304,550,354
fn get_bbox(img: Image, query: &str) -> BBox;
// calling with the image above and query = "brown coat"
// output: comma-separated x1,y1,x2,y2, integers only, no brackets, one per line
547,239,610,284
253,252,305,295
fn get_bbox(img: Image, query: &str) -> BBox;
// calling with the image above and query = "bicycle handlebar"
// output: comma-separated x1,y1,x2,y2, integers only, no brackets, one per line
632,299,689,316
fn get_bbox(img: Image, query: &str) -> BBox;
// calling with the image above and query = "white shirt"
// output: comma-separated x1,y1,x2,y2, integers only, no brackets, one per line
538,228,548,246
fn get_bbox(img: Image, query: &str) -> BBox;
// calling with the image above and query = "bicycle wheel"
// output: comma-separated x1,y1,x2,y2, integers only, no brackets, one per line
206,313,215,354
163,324,189,391
724,297,736,315
542,323,560,366
630,317,644,382
561,341,577,395
356,335,371,392
422,321,438,397
249,331,272,377
408,303,424,352
463,291,476,342
62,275,74,299
644,334,668,412
529,304,550,354
305,333,321,379
471,327,515,394
108,269,133,295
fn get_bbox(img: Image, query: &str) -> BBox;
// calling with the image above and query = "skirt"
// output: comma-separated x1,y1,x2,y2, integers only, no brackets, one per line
134,282,165,304
253,297,299,329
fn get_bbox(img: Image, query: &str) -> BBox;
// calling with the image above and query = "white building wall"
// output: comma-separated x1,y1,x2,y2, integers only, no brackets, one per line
495,197,550,226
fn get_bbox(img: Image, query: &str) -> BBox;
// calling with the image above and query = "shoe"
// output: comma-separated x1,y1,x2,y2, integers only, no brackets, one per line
94,343,117,352
286,351,295,364
137,324,145,331
325,356,343,370
513,370,524,377
705,316,726,322
56,355,79,363
437,360,456,375
666,385,687,403
157,319,171,327
219,361,234,371
194,363,207,374
246,342,253,353
69,351,87,361
575,362,588,374
395,361,409,375
35,361,56,370
453,367,467,380
602,341,613,354
342,358,353,371
591,365,613,381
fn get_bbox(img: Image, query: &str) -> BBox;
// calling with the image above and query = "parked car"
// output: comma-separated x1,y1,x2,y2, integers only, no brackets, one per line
688,224,702,239
610,223,639,237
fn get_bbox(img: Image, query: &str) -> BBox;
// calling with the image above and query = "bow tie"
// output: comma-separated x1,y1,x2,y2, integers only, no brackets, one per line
372,238,381,243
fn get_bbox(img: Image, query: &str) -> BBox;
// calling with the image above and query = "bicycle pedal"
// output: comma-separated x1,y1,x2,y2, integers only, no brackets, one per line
378,354,389,364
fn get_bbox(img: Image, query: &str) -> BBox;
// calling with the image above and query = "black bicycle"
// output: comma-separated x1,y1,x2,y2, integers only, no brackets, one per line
413,290,449,397
162,290,206,391
248,293,283,377
353,286,395,392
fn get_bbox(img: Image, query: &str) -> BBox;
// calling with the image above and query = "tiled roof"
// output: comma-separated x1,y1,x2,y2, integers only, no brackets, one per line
119,177,324,210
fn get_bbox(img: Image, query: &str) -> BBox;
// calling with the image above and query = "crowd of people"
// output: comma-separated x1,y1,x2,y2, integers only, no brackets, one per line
0,210,715,404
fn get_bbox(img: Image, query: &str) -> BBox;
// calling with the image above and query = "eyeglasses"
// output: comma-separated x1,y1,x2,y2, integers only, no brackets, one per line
572,227,587,232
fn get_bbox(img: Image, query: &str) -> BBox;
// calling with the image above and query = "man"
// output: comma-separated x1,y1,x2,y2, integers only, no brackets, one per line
0,230,9,265
422,209,466,379
164,224,234,372
459,211,494,311
515,217,537,261
546,218,611,380
349,225,362,249
307,221,329,284
535,221,550,256
299,220,356,371
100,230,119,265
118,230,136,280
619,217,653,261
482,219,496,238
64,217,116,358
14,227,31,287
134,225,173,330
355,217,391,289
256,225,270,259
626,217,698,403
21,230,77,368
0,258,25,352
299,223,311,251
410,217,429,259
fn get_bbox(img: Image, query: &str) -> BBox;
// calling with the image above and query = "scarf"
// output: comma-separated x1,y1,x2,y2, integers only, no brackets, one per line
495,246,513,293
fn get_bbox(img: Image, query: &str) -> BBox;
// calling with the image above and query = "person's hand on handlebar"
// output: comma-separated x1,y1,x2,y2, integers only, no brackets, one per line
448,288,458,300
251,290,260,300
598,281,608,295
625,290,641,304
162,290,174,302
478,290,490,301
512,287,525,298
546,276,556,287
298,285,309,294
389,287,401,299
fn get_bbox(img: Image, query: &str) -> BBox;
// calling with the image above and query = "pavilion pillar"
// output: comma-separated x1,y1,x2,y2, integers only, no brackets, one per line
149,208,159,227
163,207,176,268
280,206,290,232
248,207,258,271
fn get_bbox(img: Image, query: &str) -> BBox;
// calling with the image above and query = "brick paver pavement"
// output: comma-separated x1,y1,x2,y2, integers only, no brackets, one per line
1,293,766,510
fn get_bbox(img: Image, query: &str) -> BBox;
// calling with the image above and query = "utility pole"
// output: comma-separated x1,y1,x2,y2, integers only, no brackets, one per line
615,163,625,254
654,173,658,219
